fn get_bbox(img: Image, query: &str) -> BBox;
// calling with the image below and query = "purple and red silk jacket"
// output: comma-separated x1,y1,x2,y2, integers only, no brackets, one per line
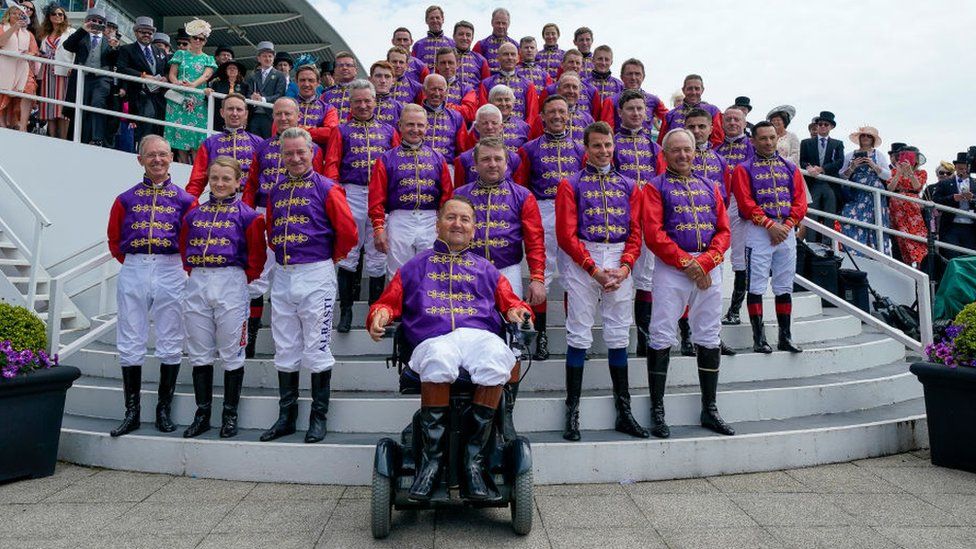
108,177,197,261
179,195,267,281
412,31,455,69
186,128,263,197
515,132,586,201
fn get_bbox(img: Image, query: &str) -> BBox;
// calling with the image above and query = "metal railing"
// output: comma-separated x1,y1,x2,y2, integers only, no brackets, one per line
47,248,117,360
0,49,272,144
0,162,52,310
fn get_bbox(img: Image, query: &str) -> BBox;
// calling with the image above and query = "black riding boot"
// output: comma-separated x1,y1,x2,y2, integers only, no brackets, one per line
720,340,737,356
336,269,355,333
220,368,244,438
697,345,735,435
460,404,501,501
367,276,386,305
775,295,803,353
111,365,142,437
723,270,746,325
260,371,300,441
563,365,583,441
679,317,696,356
749,314,773,354
408,405,449,501
155,363,180,432
634,300,651,358
500,381,520,441
183,365,213,438
245,297,263,358
646,348,671,438
305,370,332,443
533,312,549,361
609,366,649,438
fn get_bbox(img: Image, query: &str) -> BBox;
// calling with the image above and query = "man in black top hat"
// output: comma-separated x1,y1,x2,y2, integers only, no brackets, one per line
116,16,169,144
887,142,907,170
732,96,753,135
214,45,234,66
275,51,296,94
799,111,845,238
175,29,191,51
932,153,976,259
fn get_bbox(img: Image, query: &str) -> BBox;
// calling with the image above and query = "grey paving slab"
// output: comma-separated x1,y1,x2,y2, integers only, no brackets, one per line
730,493,856,527
631,493,758,529
0,463,98,504
70,534,204,549
245,482,346,501
145,476,255,503
784,463,904,494
708,471,811,493
201,533,318,549
432,506,550,548
324,496,435,533
915,494,976,525
624,477,719,495
103,501,238,535
828,494,962,527
766,526,897,549
535,482,623,496
547,526,666,549
873,526,976,549
868,466,976,495
339,486,371,499
316,526,433,549
212,498,336,535
852,453,930,468
42,470,171,503
535,493,647,529
0,502,134,538
656,526,785,549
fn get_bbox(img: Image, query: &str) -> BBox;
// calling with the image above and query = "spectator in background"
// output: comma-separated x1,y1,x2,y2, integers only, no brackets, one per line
175,29,190,51
887,145,929,266
766,105,800,165
62,6,116,145
164,19,216,163
924,161,955,234
807,118,817,138
274,51,297,98
116,17,168,145
213,45,233,66
932,153,976,259
152,32,171,56
36,3,73,139
838,126,891,253
669,90,683,108
799,111,845,239
244,42,285,138
0,3,39,131
205,59,249,131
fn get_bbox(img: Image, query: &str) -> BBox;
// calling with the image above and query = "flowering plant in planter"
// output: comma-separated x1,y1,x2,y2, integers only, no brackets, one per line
1,340,58,378
925,302,976,369
0,302,58,378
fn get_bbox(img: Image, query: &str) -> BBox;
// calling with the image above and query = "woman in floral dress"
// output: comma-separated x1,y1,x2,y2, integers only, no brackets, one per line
887,146,929,266
839,126,892,254
165,19,216,163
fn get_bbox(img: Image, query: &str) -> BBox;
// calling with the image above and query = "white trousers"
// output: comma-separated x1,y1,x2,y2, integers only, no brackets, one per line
559,241,633,350
248,206,275,299
499,263,523,299
537,199,559,290
116,254,186,367
270,260,337,372
745,223,797,295
632,243,655,291
386,209,437,278
409,327,516,386
184,268,249,370
648,260,723,350
338,184,387,277
728,197,746,271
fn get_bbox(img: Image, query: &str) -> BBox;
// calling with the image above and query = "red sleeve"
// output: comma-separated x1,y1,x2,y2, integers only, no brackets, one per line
324,130,343,182
642,183,694,270
456,123,471,154
367,270,404,326
538,87,550,106
695,183,731,273
520,194,546,283
528,116,543,140
420,65,430,81
392,130,402,147
244,215,268,283
731,165,773,228
453,157,465,188
514,148,530,186
620,185,643,269
460,128,477,151
242,152,260,207
786,166,809,229
655,150,666,175
709,112,724,148
600,97,615,128
313,148,325,175
657,116,670,145
523,84,539,123
653,100,668,122
186,145,210,197
473,41,484,55
480,60,490,81
107,198,126,263
555,178,596,273
325,184,358,261
722,163,732,205
477,83,489,108
459,89,479,122
438,161,453,206
494,274,533,320
308,108,339,148
368,157,389,231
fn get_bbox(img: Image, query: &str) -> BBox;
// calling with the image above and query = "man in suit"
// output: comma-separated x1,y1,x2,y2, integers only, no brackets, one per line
932,153,976,259
62,7,117,146
799,111,845,239
244,41,286,138
115,16,168,144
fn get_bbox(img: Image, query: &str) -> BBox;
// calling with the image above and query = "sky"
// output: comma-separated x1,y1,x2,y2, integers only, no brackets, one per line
313,0,974,178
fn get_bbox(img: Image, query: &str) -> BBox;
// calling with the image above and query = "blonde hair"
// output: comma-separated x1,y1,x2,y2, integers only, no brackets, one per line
209,156,242,181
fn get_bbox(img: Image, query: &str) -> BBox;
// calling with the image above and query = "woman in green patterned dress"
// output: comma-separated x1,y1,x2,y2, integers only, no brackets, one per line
164,19,216,163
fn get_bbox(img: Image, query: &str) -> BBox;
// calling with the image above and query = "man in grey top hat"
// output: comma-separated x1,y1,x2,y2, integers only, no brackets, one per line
117,16,169,143
152,33,172,56
62,7,118,146
244,41,286,138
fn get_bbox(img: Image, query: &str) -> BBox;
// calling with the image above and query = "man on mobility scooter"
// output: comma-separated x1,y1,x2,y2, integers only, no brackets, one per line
367,196,534,502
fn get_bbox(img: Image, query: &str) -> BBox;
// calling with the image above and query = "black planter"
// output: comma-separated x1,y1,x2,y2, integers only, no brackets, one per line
910,361,976,473
0,365,80,483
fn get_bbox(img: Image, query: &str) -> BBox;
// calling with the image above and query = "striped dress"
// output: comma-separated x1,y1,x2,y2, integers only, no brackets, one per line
38,31,69,120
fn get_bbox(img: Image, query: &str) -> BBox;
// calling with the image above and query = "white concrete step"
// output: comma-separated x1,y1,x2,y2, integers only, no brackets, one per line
57,399,926,485
65,361,919,433
67,331,905,392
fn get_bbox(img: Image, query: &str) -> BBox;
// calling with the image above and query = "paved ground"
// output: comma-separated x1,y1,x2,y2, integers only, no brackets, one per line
2,450,976,548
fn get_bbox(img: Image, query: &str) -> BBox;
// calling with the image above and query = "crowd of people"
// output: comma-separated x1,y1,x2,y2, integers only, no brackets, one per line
6,1,976,500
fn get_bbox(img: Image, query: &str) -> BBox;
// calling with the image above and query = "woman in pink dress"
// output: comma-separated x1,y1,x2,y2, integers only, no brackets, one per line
0,3,40,131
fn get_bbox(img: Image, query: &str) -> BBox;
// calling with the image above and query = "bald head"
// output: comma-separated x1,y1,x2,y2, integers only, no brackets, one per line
497,42,518,72
423,73,447,108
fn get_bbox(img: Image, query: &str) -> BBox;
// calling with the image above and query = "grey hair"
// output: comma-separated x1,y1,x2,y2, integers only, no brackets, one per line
280,127,313,149
475,103,502,122
661,128,695,151
138,134,171,156
488,84,515,102
558,71,581,85
347,78,376,97
273,96,300,110
491,7,511,19
401,103,426,118
423,73,446,89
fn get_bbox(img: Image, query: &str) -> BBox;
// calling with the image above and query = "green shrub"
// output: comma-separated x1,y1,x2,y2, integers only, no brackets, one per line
0,302,47,352
952,302,976,365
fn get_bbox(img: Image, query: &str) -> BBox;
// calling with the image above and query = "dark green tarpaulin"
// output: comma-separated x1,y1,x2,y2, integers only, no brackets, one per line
935,256,976,320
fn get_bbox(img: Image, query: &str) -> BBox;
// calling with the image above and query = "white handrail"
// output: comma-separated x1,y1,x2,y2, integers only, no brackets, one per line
799,217,932,353
47,249,117,360
0,162,51,310
809,207,976,257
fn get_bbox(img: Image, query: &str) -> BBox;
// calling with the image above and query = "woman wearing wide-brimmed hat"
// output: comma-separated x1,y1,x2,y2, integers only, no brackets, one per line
164,18,217,162
886,144,929,266
839,126,892,253
205,59,249,131
766,105,800,165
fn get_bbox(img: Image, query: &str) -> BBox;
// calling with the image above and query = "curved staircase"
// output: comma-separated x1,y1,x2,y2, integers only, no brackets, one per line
56,270,927,484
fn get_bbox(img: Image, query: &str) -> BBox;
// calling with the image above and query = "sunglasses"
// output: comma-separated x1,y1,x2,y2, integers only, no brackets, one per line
816,122,831,127
191,36,206,41
52,12,65,17
937,171,951,177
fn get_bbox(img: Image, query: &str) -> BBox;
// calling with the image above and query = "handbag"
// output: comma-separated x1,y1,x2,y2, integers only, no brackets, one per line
164,88,185,104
